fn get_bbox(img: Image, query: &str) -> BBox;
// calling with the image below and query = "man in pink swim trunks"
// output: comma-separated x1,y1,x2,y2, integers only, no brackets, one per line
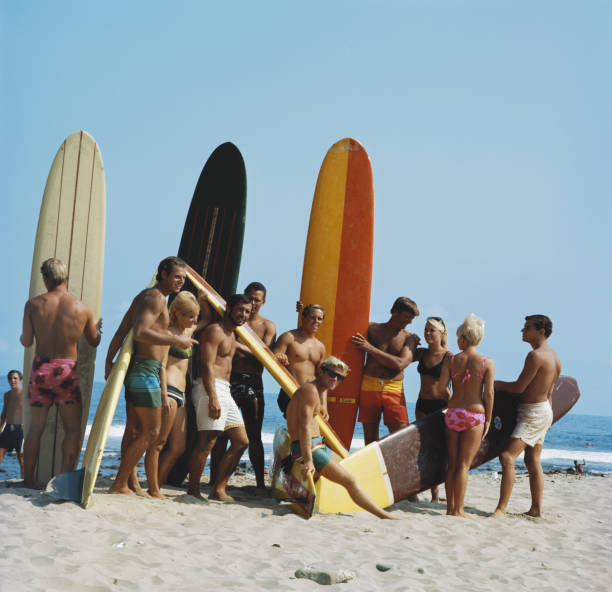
20,258,102,489
492,315,561,518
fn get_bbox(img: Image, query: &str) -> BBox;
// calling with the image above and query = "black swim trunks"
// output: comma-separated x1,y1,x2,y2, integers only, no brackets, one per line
277,388,291,418
415,397,447,415
0,424,24,453
230,372,265,411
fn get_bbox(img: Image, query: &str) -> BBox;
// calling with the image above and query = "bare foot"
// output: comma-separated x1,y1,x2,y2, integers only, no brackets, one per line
382,512,400,520
109,485,135,496
209,490,237,502
147,489,166,499
491,508,506,519
186,489,206,501
524,509,541,518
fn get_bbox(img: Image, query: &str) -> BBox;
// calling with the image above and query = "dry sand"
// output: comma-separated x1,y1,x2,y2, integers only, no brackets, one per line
1,472,610,591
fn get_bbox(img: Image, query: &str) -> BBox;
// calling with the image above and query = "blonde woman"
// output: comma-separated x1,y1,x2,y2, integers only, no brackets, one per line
414,316,452,502
437,314,494,517
147,291,200,496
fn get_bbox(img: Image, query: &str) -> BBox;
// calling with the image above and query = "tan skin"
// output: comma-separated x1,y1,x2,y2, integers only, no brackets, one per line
437,336,494,517
149,306,200,497
492,321,561,518
20,276,102,488
212,288,276,490
286,366,397,520
187,302,252,501
414,321,452,501
352,309,420,443
273,308,328,419
106,265,197,496
0,372,24,476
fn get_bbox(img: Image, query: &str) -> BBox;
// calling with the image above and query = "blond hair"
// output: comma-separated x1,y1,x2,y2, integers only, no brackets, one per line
456,313,485,346
41,258,68,287
425,317,448,348
169,291,200,324
320,356,349,375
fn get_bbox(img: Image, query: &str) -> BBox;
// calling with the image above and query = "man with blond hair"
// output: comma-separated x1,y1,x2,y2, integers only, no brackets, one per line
20,258,102,488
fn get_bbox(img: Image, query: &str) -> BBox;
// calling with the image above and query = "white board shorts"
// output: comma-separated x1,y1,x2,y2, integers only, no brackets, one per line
511,401,553,447
192,378,244,432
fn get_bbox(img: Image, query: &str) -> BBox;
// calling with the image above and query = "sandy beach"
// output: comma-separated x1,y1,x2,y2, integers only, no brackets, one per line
1,471,610,591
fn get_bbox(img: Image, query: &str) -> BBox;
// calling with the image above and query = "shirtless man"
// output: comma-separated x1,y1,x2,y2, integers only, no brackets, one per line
187,294,252,501
352,297,420,444
273,304,326,418
211,282,276,490
286,356,396,519
106,256,196,497
20,258,102,488
0,371,24,477
492,315,561,518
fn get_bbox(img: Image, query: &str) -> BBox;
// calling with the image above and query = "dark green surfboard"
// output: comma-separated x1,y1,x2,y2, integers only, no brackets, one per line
166,142,246,486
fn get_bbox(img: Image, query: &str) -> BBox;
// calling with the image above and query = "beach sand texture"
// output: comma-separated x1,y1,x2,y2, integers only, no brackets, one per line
0,473,609,591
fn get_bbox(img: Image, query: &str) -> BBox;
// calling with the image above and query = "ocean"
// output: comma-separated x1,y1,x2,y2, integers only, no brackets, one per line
1,382,611,480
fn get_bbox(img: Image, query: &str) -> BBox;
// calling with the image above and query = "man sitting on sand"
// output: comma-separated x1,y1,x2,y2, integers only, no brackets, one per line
0,370,25,477
20,258,102,488
492,315,561,518
187,294,252,501
286,356,396,519
107,256,197,497
273,304,326,418
352,297,420,444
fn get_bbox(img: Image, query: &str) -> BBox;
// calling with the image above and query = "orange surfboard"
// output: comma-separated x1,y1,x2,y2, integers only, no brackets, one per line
299,138,374,450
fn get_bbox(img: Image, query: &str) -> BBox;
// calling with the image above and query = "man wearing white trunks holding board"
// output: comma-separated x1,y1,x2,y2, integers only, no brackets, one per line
187,294,252,501
492,315,561,518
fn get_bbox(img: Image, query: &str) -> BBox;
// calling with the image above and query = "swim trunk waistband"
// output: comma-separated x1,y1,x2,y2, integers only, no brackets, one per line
290,436,332,472
124,357,162,408
361,374,404,393
28,357,81,409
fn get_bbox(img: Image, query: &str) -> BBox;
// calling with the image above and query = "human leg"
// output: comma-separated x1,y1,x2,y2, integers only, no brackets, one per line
57,400,83,473
209,433,228,485
493,437,527,517
23,406,50,488
187,430,220,498
210,425,249,501
524,444,544,517
158,405,187,486
444,427,459,514
241,394,266,489
146,398,177,497
451,424,484,517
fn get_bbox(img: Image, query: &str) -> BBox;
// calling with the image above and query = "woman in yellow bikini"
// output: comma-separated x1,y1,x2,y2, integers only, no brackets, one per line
437,314,494,517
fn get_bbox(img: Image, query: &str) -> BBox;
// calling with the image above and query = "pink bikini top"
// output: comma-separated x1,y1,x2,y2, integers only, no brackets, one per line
451,355,486,384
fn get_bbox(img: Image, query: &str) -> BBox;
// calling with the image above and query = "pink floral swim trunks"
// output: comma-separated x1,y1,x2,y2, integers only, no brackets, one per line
28,357,81,408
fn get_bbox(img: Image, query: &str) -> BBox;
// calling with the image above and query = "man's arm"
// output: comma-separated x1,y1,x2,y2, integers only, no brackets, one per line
494,351,539,393
83,307,102,348
0,395,6,432
160,349,170,416
482,359,495,439
20,301,34,348
263,320,277,348
297,387,318,477
352,332,415,372
200,325,223,420
315,343,329,421
105,304,135,379
272,331,292,366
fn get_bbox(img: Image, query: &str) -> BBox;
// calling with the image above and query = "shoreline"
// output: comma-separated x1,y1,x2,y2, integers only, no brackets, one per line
1,472,610,591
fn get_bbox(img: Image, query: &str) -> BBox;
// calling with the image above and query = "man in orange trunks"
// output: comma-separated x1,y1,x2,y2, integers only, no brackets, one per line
352,297,420,444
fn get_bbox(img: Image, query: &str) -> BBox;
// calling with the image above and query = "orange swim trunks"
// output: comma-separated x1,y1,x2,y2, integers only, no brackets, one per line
357,374,408,426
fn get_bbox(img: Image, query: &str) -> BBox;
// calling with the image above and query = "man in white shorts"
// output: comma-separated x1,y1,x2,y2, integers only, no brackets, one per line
492,315,561,518
187,294,252,501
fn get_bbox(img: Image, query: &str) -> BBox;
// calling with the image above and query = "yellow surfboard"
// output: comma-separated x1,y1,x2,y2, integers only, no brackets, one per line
23,131,105,488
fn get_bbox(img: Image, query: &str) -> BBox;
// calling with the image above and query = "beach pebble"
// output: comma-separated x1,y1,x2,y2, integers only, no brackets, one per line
417,568,425,574
295,565,356,585
376,563,393,572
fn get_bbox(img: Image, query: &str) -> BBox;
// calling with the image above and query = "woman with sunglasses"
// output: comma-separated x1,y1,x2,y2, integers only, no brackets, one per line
414,316,452,502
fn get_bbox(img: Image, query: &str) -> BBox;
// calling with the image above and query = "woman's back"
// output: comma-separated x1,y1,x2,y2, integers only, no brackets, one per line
447,349,489,411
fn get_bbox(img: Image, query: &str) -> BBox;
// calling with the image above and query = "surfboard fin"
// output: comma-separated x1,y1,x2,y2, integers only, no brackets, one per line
45,468,84,502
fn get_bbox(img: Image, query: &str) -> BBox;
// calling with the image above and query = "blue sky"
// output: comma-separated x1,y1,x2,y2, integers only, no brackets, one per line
1,1,610,415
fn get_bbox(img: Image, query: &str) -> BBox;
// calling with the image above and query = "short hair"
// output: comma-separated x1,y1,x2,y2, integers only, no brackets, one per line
8,370,22,380
526,314,552,338
391,297,419,316
302,304,325,319
226,293,252,310
41,258,68,287
320,356,349,375
425,316,448,348
245,282,266,297
456,313,485,346
169,291,200,323
156,256,186,281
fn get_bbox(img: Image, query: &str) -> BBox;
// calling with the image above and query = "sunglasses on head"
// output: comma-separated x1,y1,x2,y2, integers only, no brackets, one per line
323,368,345,381
427,316,443,322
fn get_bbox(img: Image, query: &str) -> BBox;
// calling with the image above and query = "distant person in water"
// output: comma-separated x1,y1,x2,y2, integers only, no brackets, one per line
414,316,452,502
211,282,277,491
106,257,196,497
0,370,25,477
492,315,561,518
273,304,326,419
437,314,494,517
151,291,201,490
187,294,252,501
352,297,420,445
20,258,102,489
286,356,396,519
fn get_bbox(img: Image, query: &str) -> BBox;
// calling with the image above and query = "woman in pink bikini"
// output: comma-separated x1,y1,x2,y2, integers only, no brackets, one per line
437,313,494,517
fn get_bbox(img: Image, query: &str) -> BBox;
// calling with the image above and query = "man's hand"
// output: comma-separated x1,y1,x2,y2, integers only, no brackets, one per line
208,397,221,420
351,332,372,353
406,333,421,351
296,300,304,313
162,394,171,417
319,404,329,422
482,421,490,440
301,459,315,478
175,334,198,349
275,352,289,366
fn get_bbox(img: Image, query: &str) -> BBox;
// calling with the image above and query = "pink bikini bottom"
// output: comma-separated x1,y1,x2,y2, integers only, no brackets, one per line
445,407,485,432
